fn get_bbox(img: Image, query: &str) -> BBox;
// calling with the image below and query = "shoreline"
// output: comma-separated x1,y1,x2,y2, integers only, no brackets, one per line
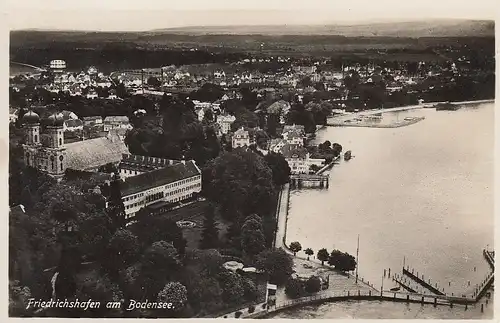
328,116,426,128
326,99,494,128
272,100,495,317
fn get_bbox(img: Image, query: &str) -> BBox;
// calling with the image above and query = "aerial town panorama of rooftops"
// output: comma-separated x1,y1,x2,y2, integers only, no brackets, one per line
8,29,495,318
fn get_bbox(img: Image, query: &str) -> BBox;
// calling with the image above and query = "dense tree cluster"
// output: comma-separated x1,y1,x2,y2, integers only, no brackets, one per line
328,250,357,272
285,275,322,299
125,94,220,166
308,141,343,163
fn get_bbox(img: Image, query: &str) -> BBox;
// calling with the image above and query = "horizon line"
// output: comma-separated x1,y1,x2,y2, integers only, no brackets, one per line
9,18,495,33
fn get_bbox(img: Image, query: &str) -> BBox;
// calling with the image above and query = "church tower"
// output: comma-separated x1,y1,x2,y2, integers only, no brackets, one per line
46,113,67,178
21,110,41,168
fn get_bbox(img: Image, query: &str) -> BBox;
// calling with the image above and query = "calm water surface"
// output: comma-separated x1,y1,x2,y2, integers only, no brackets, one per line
283,103,494,318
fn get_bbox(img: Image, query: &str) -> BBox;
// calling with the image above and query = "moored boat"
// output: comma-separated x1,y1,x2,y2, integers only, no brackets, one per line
344,150,352,161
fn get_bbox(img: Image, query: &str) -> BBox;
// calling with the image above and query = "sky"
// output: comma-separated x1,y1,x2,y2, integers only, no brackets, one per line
6,0,498,31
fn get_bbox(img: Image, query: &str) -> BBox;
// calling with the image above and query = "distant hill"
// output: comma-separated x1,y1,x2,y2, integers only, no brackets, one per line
154,19,495,38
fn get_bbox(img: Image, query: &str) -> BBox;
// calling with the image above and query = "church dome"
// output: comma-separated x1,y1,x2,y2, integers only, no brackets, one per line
21,110,40,125
46,113,65,127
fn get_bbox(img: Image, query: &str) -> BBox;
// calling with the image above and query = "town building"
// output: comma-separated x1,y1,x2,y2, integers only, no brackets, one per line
119,160,202,221
282,129,304,146
216,114,236,135
63,119,84,132
82,116,103,126
103,116,132,132
281,144,326,174
107,128,128,141
232,127,251,148
21,110,130,178
268,138,288,154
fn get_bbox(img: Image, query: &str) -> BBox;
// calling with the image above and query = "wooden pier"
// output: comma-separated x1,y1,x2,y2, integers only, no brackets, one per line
403,267,445,296
290,174,329,189
483,249,494,270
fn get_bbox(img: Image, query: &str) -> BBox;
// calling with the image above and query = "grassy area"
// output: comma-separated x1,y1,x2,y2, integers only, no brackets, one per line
157,200,230,250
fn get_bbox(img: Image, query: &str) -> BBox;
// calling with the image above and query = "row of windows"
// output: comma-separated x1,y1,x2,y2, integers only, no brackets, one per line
125,192,195,212
122,169,141,176
146,192,164,203
123,176,201,202
164,176,201,189
126,202,142,209
124,192,144,201
165,183,201,196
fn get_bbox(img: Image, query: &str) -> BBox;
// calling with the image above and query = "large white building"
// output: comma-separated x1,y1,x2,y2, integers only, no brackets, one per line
119,159,202,221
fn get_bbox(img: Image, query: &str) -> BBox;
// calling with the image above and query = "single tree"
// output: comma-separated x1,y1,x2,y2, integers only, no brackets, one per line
317,248,329,266
305,276,322,293
157,282,188,310
147,76,161,88
106,173,126,229
285,278,305,299
304,248,314,260
141,241,181,298
255,248,293,285
328,250,356,272
289,241,302,256
107,228,140,268
241,217,266,256
200,204,220,249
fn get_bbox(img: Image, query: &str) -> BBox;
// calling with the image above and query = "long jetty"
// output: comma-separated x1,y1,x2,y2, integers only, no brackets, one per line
403,267,445,296
315,155,341,175
483,249,494,270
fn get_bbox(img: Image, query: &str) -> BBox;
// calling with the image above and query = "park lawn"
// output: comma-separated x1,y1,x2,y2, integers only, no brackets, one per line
158,200,230,250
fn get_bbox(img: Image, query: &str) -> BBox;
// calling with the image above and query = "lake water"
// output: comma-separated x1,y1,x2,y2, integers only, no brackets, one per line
282,103,494,318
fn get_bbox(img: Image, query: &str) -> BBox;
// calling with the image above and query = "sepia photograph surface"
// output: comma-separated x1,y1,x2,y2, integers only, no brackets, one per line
6,0,496,319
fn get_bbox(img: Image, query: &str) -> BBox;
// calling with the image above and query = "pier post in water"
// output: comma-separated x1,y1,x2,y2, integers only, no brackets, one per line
421,296,424,305
481,304,484,312
406,295,410,303
434,298,437,307
465,304,468,311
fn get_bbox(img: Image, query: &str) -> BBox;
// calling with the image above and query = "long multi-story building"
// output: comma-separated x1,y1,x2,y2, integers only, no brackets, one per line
119,159,202,221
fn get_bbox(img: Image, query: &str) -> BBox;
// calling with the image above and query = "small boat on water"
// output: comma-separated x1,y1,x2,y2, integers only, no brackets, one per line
390,287,401,292
344,150,352,161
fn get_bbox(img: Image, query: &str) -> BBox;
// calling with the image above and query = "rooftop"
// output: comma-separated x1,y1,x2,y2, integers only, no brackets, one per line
65,134,129,171
104,116,129,123
120,160,201,197
281,144,308,159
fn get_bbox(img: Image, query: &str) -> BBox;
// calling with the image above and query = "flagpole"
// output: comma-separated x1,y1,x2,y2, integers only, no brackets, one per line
355,234,359,284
